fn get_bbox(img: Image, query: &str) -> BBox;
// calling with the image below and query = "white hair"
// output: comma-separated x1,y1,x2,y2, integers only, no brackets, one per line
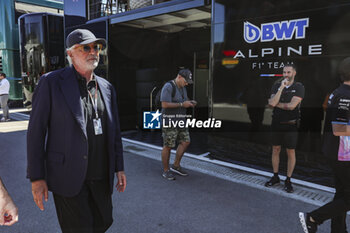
66,45,75,66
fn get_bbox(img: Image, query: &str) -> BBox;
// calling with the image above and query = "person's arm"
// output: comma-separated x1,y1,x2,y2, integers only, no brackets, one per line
275,96,303,110
160,83,194,108
331,93,350,136
0,80,8,93
110,85,126,193
4,80,10,93
0,178,18,226
27,75,50,211
268,79,288,107
161,101,194,108
332,123,350,136
268,91,282,107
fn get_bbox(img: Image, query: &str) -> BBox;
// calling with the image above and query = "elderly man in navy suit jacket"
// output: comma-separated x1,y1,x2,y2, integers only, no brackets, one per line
27,29,126,233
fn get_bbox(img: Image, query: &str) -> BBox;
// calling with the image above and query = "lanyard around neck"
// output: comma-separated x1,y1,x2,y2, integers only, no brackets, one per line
87,80,99,119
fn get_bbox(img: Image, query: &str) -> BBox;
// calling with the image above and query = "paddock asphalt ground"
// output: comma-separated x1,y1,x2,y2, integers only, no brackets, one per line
0,108,347,233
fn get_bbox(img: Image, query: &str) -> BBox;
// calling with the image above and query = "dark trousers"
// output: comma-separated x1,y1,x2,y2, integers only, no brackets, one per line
53,180,113,233
310,162,350,233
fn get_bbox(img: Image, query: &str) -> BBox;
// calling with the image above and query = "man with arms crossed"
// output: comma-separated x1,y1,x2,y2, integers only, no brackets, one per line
27,29,126,233
265,64,304,193
299,57,350,233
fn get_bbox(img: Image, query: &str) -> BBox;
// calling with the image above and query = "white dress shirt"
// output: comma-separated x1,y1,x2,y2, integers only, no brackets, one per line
0,78,10,95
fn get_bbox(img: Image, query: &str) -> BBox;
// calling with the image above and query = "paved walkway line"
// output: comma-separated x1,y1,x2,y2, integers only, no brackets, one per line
123,138,336,208
122,137,334,193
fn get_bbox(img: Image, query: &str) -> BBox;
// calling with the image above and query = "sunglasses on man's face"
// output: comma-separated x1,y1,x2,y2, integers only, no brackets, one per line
75,44,103,53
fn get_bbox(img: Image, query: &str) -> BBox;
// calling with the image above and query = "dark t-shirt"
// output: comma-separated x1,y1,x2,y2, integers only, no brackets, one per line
75,69,109,180
271,81,305,123
322,84,350,161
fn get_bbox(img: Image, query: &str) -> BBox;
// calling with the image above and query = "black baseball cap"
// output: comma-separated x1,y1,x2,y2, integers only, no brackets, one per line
66,29,106,48
178,69,193,84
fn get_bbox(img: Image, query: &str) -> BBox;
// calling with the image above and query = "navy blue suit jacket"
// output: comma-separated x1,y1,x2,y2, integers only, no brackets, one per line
27,66,124,197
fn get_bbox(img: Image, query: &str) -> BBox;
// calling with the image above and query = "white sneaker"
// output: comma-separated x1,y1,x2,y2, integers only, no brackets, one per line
0,117,5,122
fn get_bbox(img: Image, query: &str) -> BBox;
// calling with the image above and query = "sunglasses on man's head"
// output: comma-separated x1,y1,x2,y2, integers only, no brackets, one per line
75,43,103,53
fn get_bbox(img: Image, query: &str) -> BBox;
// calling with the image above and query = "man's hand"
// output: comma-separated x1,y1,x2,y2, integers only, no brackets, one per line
280,78,288,89
116,171,126,193
0,192,18,226
31,180,48,211
183,101,195,108
269,79,288,107
190,100,197,107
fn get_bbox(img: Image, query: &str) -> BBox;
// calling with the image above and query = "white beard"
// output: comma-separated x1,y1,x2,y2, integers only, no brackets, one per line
74,57,99,71
86,60,98,70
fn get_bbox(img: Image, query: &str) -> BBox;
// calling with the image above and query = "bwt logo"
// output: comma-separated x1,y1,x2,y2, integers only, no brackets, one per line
244,18,309,43
143,110,162,129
